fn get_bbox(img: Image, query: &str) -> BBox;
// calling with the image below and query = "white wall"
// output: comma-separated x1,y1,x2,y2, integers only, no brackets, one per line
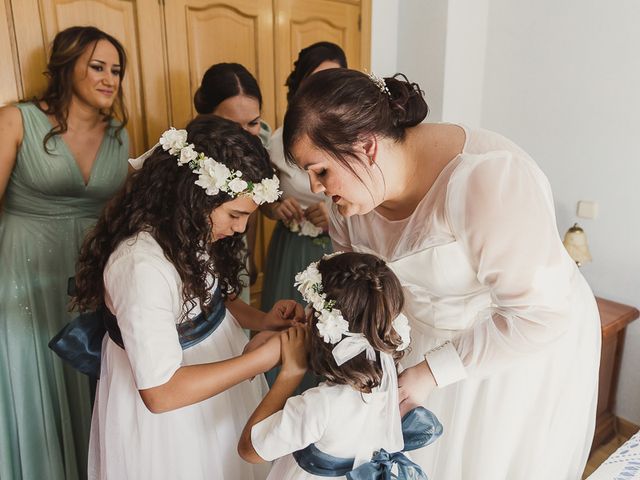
396,0,448,120
383,0,640,424
394,0,490,125
481,0,640,424
370,0,399,76
441,0,489,126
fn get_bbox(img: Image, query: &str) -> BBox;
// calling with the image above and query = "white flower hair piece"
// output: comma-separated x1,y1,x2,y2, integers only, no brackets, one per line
158,127,282,205
367,72,391,97
392,313,411,351
294,253,411,352
294,254,348,345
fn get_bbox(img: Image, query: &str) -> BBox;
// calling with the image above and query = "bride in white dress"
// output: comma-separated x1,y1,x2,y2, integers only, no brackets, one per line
72,115,300,480
281,68,601,480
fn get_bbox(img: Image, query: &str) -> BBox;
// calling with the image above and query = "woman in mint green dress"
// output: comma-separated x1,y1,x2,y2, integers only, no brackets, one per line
0,26,129,480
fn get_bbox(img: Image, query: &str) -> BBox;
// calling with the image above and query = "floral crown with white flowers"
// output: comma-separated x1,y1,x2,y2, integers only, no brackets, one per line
159,127,282,205
294,252,411,353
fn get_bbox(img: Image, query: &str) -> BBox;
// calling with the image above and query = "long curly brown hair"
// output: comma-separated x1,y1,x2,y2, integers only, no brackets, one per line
308,252,406,393
72,115,274,317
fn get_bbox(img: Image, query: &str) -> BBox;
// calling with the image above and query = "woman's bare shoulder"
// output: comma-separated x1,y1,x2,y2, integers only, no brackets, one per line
0,104,24,146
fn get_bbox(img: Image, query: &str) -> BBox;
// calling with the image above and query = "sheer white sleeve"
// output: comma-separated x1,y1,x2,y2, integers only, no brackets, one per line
430,151,577,385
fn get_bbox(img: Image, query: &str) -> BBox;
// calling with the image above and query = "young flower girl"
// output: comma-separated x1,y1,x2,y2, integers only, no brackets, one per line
238,252,443,479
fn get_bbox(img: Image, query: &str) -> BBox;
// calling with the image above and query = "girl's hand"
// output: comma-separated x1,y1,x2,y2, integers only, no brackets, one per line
272,197,304,223
243,332,282,381
304,201,329,231
279,326,308,378
397,361,437,416
243,330,279,355
264,300,305,330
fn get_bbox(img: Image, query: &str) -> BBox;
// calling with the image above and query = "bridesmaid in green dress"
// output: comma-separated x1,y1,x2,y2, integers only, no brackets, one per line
0,26,129,480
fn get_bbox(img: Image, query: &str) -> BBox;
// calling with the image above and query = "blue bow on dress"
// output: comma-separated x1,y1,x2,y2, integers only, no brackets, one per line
401,407,443,452
292,406,442,479
346,448,426,480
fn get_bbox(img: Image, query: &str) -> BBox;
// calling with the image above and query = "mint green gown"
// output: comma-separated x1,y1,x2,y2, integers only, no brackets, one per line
0,102,128,480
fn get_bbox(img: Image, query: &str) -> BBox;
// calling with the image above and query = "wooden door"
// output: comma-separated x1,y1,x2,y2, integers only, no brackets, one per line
10,0,167,155
163,0,276,129
0,1,20,106
273,0,371,126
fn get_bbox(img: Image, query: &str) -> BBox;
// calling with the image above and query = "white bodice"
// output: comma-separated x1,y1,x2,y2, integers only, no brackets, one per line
330,125,581,381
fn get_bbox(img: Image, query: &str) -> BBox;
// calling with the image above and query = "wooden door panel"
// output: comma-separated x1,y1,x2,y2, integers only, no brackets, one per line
164,0,275,130
11,0,165,155
188,7,259,74
0,1,21,105
290,19,344,52
42,0,145,155
273,0,362,126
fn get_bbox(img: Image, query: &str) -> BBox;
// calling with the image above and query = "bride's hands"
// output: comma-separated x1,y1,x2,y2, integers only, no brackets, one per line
398,361,437,416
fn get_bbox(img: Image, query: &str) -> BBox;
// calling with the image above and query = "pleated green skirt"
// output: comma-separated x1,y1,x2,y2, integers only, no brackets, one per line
260,222,331,310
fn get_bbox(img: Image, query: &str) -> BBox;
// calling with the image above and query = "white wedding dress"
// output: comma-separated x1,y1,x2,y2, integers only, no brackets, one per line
329,125,601,479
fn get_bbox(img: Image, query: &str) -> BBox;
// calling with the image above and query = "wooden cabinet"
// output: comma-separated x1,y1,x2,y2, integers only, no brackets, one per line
592,297,639,451
164,0,277,130
9,0,167,156
0,0,369,148
0,0,370,306
273,0,370,125
0,1,20,106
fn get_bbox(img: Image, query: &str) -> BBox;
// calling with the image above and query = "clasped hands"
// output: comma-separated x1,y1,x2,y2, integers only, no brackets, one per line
243,300,307,363
272,197,329,232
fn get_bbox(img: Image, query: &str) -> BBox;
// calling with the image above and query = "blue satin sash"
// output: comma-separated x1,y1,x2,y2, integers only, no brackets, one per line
49,282,225,378
401,406,443,452
292,406,442,479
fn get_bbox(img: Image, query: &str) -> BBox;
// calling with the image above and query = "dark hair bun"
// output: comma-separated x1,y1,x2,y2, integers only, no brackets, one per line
194,63,262,114
385,73,429,129
193,87,214,114
286,41,348,104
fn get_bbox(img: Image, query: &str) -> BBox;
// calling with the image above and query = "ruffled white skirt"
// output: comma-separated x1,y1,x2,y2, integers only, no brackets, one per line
88,313,269,480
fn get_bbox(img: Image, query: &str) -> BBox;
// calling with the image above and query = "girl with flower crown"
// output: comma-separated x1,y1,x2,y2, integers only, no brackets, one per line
71,115,299,480
238,252,443,479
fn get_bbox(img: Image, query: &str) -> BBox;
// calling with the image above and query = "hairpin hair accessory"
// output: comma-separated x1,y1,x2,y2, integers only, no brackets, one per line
367,71,391,97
